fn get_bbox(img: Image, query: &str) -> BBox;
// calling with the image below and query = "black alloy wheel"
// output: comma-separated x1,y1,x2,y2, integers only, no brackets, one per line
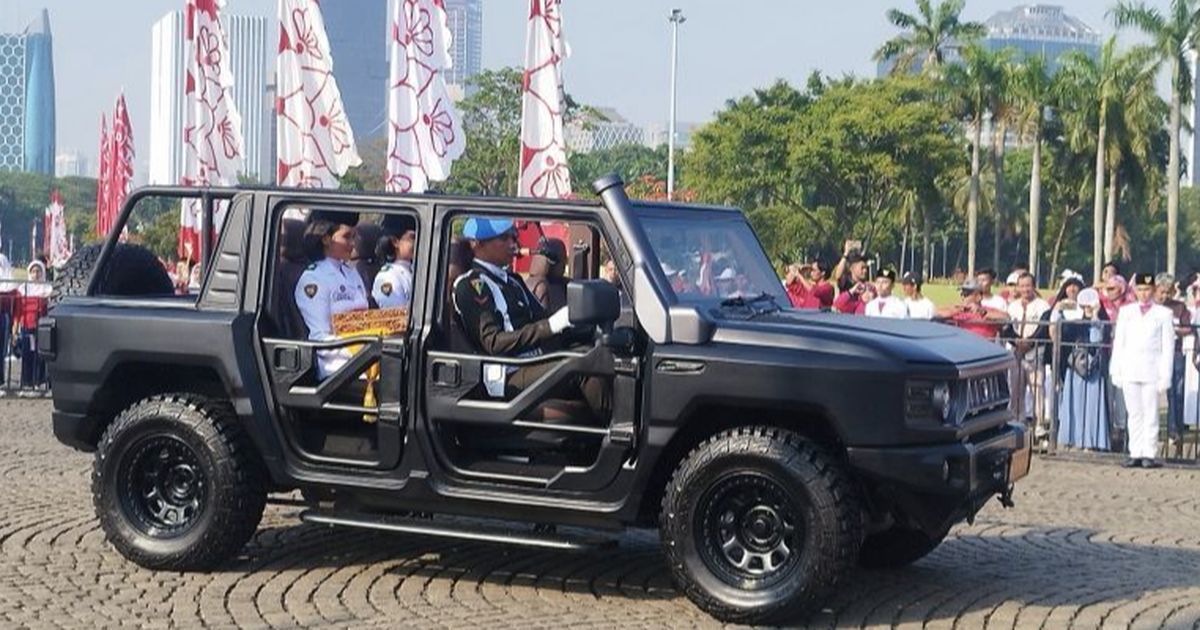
697,472,803,589
118,435,208,537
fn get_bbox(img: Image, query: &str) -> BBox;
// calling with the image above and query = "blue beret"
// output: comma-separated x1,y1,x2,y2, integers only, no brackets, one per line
462,217,515,241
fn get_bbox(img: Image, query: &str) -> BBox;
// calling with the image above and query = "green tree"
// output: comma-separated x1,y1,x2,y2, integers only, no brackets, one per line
945,44,1004,275
1111,0,1200,275
443,68,525,196
874,0,986,76
788,78,961,256
684,80,810,210
570,144,667,190
1011,53,1055,278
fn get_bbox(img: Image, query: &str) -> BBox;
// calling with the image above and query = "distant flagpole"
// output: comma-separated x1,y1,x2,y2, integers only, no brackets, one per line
276,0,362,188
385,0,465,193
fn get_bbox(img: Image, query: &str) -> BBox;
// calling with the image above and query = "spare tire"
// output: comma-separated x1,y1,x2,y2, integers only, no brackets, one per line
52,243,174,306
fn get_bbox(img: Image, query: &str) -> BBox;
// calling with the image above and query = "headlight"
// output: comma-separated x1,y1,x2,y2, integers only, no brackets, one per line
906,380,956,425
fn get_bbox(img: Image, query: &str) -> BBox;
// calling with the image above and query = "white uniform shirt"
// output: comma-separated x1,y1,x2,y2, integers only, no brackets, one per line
864,295,909,319
1007,297,1051,338
982,294,1008,312
1110,302,1176,390
905,296,936,320
372,260,414,308
295,257,370,378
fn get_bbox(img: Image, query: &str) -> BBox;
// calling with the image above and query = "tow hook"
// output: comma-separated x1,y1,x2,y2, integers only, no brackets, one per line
997,484,1015,509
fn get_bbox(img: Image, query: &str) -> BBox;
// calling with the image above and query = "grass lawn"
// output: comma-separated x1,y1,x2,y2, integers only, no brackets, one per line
920,283,961,308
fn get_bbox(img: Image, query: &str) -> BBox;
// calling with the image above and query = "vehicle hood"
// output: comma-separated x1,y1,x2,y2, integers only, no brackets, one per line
710,309,1011,373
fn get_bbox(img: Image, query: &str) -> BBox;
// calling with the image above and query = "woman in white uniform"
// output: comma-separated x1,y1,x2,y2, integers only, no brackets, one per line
294,210,369,379
372,214,417,309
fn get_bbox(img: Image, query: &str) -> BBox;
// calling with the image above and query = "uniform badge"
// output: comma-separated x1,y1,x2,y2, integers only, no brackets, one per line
304,284,318,299
470,279,484,294
381,282,393,296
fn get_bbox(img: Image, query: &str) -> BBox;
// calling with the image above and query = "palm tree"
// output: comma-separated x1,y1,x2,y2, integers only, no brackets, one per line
1102,51,1162,262
988,49,1017,273
1011,54,1054,281
1057,39,1124,282
875,0,986,76
1111,0,1200,275
946,45,1004,275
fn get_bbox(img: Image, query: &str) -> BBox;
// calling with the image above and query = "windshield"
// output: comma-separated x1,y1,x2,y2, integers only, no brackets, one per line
640,211,787,307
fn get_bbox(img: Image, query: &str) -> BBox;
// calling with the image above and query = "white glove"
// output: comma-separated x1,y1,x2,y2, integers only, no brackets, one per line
548,307,572,334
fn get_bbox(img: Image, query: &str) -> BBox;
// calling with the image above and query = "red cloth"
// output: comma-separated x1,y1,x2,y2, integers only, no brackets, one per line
947,310,1002,339
833,290,866,315
785,279,807,307
15,294,47,330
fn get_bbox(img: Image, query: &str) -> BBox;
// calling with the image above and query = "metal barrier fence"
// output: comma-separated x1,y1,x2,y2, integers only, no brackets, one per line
943,314,1200,462
0,281,52,397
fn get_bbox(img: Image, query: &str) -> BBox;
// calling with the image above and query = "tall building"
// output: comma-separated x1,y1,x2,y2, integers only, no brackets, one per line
566,107,644,153
0,9,56,175
54,151,87,178
444,0,483,91
149,12,271,185
322,0,389,139
982,5,1100,70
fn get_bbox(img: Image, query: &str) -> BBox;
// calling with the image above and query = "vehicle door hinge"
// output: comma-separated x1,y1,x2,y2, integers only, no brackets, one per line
610,421,636,447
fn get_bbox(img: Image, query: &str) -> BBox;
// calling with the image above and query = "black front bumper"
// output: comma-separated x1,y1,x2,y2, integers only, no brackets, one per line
847,421,1031,535
52,410,103,452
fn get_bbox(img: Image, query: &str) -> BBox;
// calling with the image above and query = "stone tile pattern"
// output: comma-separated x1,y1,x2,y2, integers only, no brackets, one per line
2,399,1198,629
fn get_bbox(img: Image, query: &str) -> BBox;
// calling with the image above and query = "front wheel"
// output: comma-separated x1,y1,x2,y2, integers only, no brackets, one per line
93,394,267,571
660,427,863,625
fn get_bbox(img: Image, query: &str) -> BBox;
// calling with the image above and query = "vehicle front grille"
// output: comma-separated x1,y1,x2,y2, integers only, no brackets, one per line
963,371,1009,420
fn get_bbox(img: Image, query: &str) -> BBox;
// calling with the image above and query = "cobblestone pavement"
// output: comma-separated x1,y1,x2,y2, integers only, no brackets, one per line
2,399,1199,629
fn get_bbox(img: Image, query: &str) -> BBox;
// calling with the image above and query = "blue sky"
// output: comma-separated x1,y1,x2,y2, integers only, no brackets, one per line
0,0,1170,176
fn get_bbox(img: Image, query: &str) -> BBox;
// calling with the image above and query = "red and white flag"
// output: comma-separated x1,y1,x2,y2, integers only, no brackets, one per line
44,190,71,268
276,0,362,188
108,93,135,230
385,0,465,193
518,0,571,199
95,114,112,238
180,0,245,261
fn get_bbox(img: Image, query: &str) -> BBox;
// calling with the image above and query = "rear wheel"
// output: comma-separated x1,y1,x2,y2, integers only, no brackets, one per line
858,524,946,569
93,394,266,570
660,427,862,625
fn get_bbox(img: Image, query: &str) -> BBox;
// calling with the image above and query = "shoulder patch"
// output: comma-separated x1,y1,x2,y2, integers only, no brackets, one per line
381,282,393,296
304,284,318,299
470,279,485,295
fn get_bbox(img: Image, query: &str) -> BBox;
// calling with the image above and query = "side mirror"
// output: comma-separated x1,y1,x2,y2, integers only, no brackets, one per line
567,280,621,329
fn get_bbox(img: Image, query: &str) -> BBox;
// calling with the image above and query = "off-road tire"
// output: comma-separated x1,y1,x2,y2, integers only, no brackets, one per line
660,426,863,625
93,394,267,571
858,524,946,569
52,242,174,306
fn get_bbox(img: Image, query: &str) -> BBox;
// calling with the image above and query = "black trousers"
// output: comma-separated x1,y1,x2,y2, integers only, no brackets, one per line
508,362,611,422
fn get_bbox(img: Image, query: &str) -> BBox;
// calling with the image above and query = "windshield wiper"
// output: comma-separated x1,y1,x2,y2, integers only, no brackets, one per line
719,292,782,318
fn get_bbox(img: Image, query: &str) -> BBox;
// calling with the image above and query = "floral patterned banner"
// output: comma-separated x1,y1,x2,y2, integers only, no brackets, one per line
276,0,362,188
518,0,571,199
95,114,112,238
385,0,465,193
180,0,245,261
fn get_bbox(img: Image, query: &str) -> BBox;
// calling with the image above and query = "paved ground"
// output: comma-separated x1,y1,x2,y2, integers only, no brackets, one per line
2,399,1199,629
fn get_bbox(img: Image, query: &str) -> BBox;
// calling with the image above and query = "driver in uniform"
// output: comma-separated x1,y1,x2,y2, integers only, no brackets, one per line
452,217,609,419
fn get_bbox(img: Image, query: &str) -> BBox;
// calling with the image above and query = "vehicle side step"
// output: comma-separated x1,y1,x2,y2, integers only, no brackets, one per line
299,509,617,551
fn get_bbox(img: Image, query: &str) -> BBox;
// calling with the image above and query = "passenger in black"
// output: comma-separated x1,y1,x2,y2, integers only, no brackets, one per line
451,217,608,419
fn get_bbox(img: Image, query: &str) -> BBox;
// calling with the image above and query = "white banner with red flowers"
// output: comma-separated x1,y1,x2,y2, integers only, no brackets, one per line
95,113,112,238
518,0,571,199
276,0,362,188
180,0,245,261
44,190,71,268
385,0,465,193
109,93,135,229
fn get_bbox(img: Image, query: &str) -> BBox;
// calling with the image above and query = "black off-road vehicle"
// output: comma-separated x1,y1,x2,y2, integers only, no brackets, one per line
43,176,1029,624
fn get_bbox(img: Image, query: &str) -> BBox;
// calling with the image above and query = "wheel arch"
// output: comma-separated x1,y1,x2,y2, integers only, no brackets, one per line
82,361,230,448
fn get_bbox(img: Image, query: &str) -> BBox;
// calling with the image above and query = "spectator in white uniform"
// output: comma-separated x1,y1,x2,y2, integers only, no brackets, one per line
1110,272,1176,469
294,210,370,379
864,269,908,318
900,272,935,320
372,214,417,309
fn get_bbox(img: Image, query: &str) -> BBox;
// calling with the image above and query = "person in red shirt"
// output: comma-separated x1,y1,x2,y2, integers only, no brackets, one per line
833,277,875,314
785,261,835,309
13,261,51,389
936,279,1007,339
